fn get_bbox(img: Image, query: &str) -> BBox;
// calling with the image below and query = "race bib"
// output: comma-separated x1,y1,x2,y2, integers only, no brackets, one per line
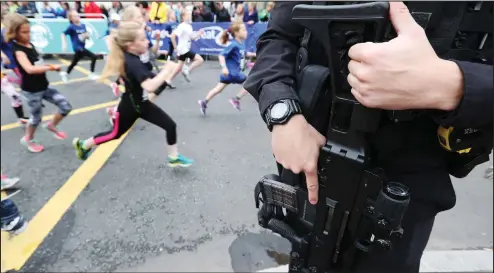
78,33,88,42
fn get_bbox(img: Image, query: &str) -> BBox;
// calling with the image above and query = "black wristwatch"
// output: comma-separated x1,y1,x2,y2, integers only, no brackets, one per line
264,99,303,131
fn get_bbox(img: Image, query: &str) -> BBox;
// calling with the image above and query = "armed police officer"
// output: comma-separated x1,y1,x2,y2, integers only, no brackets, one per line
245,1,493,273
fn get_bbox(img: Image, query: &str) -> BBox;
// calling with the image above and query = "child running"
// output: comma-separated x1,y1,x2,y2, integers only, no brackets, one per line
72,21,193,168
1,13,29,124
8,13,73,153
107,6,176,99
60,10,99,82
198,21,251,115
169,11,204,83
106,5,178,124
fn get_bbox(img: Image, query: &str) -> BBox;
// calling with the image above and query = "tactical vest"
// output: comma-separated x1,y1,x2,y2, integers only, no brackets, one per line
299,2,492,68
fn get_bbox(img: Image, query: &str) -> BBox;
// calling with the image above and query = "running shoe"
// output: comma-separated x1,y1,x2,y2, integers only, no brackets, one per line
198,100,207,116
229,97,241,111
1,200,28,235
20,136,44,153
110,82,120,97
168,154,194,168
43,122,67,140
182,66,190,82
59,71,68,83
166,81,176,90
72,138,92,160
88,73,99,80
1,176,20,191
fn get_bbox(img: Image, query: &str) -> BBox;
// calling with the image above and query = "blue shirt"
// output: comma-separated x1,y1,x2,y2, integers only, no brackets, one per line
221,39,245,74
63,23,88,52
0,28,16,69
105,22,119,37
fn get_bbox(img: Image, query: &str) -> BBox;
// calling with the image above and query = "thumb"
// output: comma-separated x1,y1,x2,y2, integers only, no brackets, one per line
389,2,421,36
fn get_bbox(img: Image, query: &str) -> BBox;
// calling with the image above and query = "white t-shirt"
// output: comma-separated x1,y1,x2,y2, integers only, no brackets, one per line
173,22,194,55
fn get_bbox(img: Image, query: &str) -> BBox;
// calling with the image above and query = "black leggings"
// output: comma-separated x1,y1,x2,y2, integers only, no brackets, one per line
67,48,97,74
93,99,177,146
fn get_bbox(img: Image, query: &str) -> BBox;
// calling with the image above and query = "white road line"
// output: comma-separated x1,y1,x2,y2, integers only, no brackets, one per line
257,250,494,272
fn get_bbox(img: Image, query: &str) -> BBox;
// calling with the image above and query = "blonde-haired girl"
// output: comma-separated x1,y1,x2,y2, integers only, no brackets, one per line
106,5,178,123
8,13,73,153
72,21,193,168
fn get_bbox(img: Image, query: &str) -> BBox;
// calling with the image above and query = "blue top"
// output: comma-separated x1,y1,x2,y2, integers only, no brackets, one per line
105,22,119,37
63,23,88,52
221,39,245,74
0,28,16,69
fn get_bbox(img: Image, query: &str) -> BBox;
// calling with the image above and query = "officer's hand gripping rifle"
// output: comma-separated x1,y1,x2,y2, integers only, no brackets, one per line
254,3,411,272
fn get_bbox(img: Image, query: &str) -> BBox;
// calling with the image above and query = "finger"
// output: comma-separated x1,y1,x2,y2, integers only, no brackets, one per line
351,88,369,107
347,73,360,90
348,42,380,63
389,2,421,36
305,167,319,205
347,60,368,82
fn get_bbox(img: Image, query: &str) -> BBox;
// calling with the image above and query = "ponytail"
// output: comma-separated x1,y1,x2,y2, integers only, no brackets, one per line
99,36,125,82
220,28,230,45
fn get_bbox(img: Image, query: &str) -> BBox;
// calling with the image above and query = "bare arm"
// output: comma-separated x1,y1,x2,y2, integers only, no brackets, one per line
218,55,226,68
60,33,67,50
15,51,51,74
141,68,171,93
170,33,177,49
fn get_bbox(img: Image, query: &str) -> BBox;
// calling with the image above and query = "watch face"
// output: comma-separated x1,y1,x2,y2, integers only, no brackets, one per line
271,102,289,120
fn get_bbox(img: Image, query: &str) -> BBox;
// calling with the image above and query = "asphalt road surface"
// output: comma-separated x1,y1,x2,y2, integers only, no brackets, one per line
1,58,492,272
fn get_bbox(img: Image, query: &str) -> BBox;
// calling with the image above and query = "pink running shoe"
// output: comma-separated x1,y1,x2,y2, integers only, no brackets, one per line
20,136,44,153
110,82,120,98
43,122,67,140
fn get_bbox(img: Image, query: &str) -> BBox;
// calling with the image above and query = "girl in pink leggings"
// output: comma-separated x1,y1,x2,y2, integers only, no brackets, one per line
1,16,28,125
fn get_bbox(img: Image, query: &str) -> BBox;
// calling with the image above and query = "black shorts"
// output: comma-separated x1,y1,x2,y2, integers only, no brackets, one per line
178,51,196,62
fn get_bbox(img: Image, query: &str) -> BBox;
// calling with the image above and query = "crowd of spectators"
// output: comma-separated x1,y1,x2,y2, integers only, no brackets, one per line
0,1,275,25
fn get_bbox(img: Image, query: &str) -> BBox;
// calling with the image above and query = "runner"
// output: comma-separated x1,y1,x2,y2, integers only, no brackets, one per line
198,21,252,115
60,10,99,82
72,21,193,168
1,13,29,125
169,10,204,83
7,13,73,153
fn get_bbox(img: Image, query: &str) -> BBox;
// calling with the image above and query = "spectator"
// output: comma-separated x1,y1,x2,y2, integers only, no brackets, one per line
243,2,258,25
57,2,70,18
17,2,38,17
170,2,182,23
100,4,109,20
233,3,244,22
192,2,213,22
39,2,56,18
258,2,274,22
74,1,84,14
136,1,150,22
83,1,102,18
7,2,19,13
213,2,231,22
109,1,124,17
149,1,168,24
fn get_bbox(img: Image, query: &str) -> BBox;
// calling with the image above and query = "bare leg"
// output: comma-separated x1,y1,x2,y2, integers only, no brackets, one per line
82,137,96,150
168,143,178,158
25,124,36,140
169,61,185,81
205,83,228,102
188,54,204,72
50,113,64,127
235,88,249,100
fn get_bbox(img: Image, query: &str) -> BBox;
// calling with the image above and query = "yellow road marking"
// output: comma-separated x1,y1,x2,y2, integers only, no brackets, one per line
0,57,139,272
1,101,118,131
0,130,130,272
0,56,166,270
14,76,91,91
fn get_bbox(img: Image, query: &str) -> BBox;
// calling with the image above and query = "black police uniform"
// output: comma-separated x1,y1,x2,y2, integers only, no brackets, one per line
244,2,493,272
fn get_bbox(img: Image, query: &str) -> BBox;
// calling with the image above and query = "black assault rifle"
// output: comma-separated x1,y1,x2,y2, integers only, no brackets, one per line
254,2,411,272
